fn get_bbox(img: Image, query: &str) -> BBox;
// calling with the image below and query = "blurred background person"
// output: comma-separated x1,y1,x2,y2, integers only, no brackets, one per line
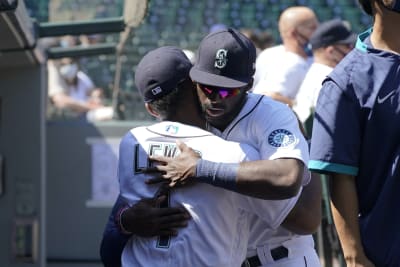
253,6,319,106
309,0,400,266
257,30,275,50
240,28,275,56
209,23,228,33
294,19,356,266
48,57,113,121
293,19,356,129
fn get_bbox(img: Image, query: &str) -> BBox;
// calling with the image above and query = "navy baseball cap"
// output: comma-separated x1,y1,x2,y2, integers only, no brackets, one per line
190,28,256,88
135,46,192,103
310,19,357,50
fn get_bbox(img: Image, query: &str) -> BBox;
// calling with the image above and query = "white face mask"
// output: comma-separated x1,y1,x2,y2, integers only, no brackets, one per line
59,63,78,80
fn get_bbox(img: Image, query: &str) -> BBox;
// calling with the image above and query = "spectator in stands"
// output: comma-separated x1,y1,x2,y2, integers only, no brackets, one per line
253,6,318,106
48,57,113,121
240,28,275,56
240,28,262,55
209,23,228,33
309,0,400,266
257,30,275,50
293,19,356,126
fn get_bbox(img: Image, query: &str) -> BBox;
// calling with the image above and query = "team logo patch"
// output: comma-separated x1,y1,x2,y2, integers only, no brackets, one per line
165,124,179,134
268,129,295,147
152,86,162,96
215,49,228,69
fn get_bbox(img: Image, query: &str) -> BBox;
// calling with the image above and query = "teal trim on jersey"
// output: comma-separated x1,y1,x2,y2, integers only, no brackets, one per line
308,160,358,176
356,28,373,52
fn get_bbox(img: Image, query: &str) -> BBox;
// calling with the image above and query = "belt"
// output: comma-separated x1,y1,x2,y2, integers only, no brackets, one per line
241,246,289,267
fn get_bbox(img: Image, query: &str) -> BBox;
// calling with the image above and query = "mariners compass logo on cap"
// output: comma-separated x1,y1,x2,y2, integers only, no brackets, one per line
189,28,256,88
215,49,228,69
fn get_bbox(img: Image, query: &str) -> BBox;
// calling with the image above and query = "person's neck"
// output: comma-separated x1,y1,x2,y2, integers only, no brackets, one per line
284,41,307,59
371,10,400,54
314,55,336,68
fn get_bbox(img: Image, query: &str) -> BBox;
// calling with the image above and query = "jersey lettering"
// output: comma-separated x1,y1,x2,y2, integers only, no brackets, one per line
134,142,178,248
134,144,149,173
134,143,178,174
149,143,178,158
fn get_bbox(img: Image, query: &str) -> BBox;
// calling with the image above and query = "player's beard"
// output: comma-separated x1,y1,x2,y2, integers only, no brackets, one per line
201,100,243,132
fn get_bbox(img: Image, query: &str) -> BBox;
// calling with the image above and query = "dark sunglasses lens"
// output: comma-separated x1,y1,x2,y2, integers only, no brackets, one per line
200,85,235,98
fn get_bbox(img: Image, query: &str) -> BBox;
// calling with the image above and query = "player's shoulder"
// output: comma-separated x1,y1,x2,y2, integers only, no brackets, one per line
150,121,212,137
327,48,373,91
247,93,294,115
236,94,297,132
257,45,284,60
198,137,260,162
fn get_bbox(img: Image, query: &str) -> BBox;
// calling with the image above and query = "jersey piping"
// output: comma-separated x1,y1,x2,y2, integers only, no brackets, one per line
308,160,358,175
225,94,264,139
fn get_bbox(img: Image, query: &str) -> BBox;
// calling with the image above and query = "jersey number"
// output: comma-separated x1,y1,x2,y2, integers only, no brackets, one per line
134,143,177,248
156,189,171,248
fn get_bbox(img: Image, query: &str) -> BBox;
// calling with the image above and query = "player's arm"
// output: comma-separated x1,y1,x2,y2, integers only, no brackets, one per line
51,93,101,112
236,157,303,199
100,194,191,267
281,171,322,234
119,195,191,237
330,173,375,267
100,195,131,267
149,141,304,200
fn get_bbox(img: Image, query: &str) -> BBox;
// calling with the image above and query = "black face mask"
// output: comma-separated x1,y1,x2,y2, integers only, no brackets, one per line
296,32,313,57
333,47,348,58
380,0,400,13
331,47,348,64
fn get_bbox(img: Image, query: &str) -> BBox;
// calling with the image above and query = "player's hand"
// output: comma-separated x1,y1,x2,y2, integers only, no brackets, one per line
344,254,376,267
147,140,200,187
345,259,375,267
121,195,191,237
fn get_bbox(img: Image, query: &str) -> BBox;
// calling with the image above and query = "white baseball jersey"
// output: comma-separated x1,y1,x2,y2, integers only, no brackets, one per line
252,46,311,100
207,93,317,265
253,45,285,87
293,62,333,123
119,121,300,267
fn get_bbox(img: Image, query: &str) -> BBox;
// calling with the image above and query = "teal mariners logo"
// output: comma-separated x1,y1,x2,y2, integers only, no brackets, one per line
165,124,179,134
268,129,295,147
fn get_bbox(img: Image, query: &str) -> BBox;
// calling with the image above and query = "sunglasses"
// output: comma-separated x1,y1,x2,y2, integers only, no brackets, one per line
198,84,242,99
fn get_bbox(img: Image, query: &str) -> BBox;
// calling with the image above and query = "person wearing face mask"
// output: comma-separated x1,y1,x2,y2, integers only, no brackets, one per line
309,0,400,266
48,57,113,121
252,6,319,107
293,19,356,127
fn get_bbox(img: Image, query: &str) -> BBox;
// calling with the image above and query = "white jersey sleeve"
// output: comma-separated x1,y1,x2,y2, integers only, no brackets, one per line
236,188,301,230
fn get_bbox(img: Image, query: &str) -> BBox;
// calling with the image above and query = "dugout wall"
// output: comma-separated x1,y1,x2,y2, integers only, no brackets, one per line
0,0,47,266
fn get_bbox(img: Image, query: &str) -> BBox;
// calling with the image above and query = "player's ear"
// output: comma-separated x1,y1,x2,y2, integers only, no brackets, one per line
145,103,161,119
326,45,335,55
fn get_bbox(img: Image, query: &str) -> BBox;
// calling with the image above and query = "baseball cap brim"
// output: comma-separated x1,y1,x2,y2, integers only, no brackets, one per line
190,67,249,88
